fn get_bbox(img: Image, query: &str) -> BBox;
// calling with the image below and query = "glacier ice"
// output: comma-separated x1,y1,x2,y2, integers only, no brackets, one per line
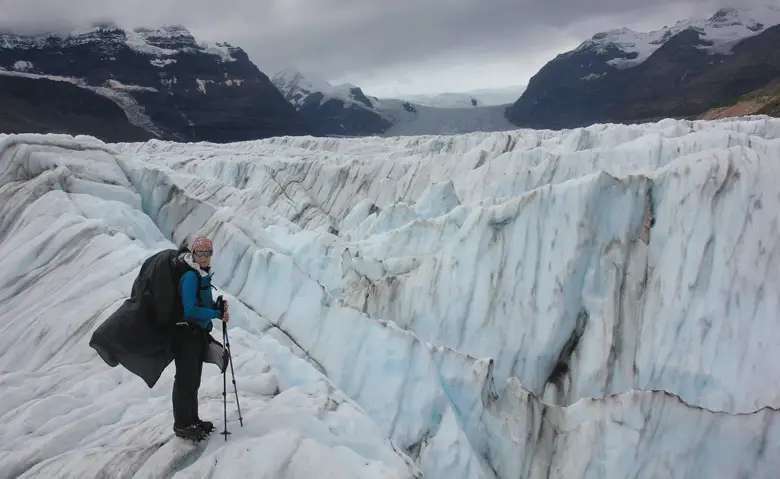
1,116,780,478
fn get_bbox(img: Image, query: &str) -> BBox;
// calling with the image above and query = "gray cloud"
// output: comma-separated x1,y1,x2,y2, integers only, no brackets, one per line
0,0,769,93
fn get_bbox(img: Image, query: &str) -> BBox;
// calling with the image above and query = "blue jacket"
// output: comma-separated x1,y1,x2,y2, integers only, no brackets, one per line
179,270,220,328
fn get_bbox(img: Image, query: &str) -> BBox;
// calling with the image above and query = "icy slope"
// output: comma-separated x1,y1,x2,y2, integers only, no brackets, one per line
375,101,517,136
396,86,527,108
2,116,780,478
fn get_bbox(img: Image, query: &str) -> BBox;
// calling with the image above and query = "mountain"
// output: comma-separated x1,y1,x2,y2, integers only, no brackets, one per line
506,5,780,129
3,116,780,477
0,23,313,142
272,68,392,136
272,68,518,136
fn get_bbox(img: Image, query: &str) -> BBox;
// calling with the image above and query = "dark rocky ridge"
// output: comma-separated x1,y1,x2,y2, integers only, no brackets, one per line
0,23,315,142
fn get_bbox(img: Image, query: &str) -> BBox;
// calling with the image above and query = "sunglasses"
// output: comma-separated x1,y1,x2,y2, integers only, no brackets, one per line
193,249,213,258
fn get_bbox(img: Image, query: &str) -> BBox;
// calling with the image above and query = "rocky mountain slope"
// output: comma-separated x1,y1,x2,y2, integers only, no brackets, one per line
0,73,152,142
506,6,780,129
700,78,780,119
272,68,518,136
0,23,313,142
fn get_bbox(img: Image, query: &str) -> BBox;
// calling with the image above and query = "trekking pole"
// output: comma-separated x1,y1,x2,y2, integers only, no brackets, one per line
224,325,244,427
217,296,232,440
220,318,230,441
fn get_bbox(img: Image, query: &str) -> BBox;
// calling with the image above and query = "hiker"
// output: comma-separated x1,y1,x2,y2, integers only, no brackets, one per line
172,236,230,439
89,236,231,442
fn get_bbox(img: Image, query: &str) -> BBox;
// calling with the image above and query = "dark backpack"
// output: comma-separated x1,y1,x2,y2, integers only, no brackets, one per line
89,245,225,388
130,246,196,330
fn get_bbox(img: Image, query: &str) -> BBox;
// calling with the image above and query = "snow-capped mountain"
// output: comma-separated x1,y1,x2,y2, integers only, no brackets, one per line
576,5,780,69
0,22,313,142
273,68,377,110
272,68,518,136
507,5,780,129
272,68,392,136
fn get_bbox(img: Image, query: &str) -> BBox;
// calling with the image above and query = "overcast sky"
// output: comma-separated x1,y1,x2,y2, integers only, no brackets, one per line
0,0,768,96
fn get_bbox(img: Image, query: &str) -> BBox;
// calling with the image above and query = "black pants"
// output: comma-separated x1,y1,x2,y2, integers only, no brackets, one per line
171,323,207,428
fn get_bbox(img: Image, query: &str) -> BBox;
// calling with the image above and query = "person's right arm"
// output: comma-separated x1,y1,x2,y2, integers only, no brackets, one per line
179,271,221,325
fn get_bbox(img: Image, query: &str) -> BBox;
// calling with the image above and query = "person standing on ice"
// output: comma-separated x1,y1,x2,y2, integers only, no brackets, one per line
89,234,232,442
172,235,230,440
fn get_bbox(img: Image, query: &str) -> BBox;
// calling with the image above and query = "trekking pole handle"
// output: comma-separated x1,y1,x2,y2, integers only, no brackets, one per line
216,295,226,320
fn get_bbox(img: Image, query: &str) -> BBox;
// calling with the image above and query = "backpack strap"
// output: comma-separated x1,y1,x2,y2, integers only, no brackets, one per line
174,258,200,304
174,254,214,309
196,280,212,307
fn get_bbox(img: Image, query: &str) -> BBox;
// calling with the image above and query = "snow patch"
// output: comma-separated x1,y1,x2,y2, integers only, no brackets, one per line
105,79,158,92
160,77,179,88
123,29,179,56
12,60,33,71
199,41,237,62
150,58,176,67
581,73,604,81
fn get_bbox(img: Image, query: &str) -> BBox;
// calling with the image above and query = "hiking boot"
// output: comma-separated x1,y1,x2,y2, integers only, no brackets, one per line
196,419,214,434
173,423,207,441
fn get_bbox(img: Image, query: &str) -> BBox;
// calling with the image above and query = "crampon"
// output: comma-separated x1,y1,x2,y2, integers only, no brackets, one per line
174,423,209,442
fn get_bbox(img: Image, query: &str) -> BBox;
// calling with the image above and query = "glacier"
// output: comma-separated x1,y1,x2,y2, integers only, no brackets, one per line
1,116,780,478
